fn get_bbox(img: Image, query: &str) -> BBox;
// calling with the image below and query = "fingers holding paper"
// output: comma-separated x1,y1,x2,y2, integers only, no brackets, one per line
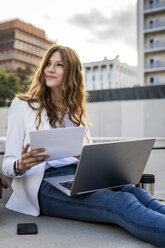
17,143,49,173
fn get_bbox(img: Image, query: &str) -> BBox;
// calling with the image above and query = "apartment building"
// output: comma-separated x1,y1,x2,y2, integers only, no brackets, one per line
137,0,165,85
83,56,137,91
0,19,54,79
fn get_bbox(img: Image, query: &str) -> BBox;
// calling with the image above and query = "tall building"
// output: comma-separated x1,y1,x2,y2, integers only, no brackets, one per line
83,56,137,91
0,18,54,79
137,0,165,86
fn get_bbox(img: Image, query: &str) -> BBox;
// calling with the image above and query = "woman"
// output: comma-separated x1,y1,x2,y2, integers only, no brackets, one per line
2,44,165,247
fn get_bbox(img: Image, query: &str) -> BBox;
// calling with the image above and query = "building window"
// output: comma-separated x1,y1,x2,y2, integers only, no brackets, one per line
93,66,98,72
150,77,154,84
100,74,103,80
85,67,91,73
149,20,154,28
149,0,153,7
92,75,95,81
109,64,113,69
101,65,106,71
155,76,160,84
149,38,154,48
149,58,154,67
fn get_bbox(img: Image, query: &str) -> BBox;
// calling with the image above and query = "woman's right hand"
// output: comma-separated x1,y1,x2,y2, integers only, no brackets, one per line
17,143,49,173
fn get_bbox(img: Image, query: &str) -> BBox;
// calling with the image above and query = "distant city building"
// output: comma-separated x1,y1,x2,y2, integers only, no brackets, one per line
83,56,137,91
137,0,165,86
0,18,54,79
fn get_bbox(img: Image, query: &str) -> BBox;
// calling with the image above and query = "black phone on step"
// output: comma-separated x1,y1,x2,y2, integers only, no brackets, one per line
17,223,38,235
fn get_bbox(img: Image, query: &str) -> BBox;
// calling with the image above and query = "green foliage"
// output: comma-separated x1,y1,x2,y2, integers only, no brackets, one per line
20,76,31,93
0,68,21,106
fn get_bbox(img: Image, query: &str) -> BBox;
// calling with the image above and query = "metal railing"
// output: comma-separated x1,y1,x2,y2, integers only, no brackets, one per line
144,21,165,31
144,2,165,11
144,42,165,50
144,61,165,69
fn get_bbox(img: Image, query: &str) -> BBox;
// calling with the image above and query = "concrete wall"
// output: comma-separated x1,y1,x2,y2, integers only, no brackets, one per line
0,98,165,138
86,99,165,137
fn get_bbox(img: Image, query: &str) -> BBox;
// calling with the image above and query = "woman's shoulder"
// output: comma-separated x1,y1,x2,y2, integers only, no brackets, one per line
11,96,28,107
10,97,32,113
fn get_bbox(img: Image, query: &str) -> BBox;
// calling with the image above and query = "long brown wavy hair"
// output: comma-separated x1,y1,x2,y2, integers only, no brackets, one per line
17,44,90,139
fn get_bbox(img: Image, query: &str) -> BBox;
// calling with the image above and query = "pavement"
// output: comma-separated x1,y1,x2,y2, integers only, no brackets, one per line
0,201,158,248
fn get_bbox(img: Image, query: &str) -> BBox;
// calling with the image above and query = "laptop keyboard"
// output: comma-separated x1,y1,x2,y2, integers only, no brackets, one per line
60,181,73,190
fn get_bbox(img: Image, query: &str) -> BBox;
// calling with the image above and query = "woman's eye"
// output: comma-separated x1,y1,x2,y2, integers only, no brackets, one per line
57,63,63,67
46,61,51,66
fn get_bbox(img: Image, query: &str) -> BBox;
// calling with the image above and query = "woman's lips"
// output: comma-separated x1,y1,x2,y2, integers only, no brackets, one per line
46,76,57,79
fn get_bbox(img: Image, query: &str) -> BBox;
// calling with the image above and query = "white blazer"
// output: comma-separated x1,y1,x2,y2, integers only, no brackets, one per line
2,98,92,216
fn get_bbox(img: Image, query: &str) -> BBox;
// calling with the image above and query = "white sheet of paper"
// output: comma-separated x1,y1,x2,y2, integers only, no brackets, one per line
29,126,86,161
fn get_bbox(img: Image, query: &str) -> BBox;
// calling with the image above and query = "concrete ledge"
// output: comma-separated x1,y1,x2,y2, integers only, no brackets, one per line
0,203,156,248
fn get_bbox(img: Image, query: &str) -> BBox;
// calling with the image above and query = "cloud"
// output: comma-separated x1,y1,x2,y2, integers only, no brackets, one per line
67,5,136,48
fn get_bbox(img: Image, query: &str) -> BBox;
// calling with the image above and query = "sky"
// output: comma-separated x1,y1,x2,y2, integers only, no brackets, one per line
0,0,137,66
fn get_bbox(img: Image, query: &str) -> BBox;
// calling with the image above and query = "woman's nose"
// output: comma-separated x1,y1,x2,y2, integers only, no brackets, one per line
48,64,55,72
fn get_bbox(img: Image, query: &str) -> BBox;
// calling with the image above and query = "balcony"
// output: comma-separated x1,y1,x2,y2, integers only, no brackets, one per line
144,61,165,72
144,41,165,53
144,21,165,33
145,81,165,85
144,2,165,14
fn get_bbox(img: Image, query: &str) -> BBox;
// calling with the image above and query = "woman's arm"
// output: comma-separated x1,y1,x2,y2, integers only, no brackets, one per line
2,98,49,177
2,98,26,177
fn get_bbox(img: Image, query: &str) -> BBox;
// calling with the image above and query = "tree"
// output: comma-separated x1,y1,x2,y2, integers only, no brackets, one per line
0,68,21,106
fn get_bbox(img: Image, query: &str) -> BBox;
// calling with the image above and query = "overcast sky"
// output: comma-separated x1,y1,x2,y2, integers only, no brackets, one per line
0,0,137,66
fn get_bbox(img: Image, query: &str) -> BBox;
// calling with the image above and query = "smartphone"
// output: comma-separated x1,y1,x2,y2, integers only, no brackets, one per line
17,223,38,235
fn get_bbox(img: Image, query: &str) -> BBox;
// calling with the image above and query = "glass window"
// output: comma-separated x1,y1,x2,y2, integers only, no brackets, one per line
85,67,91,73
93,66,98,72
109,64,113,69
101,65,106,71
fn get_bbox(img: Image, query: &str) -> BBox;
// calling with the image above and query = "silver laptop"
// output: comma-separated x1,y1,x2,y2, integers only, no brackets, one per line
44,138,155,196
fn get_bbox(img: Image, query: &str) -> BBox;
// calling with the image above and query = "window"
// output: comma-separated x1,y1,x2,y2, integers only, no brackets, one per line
92,75,95,81
149,59,154,67
93,66,98,72
149,39,154,48
155,76,160,84
150,77,154,84
101,65,106,71
85,67,91,73
149,20,154,28
109,64,113,69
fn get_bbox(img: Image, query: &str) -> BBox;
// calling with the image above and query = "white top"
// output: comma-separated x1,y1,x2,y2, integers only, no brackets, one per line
2,97,92,216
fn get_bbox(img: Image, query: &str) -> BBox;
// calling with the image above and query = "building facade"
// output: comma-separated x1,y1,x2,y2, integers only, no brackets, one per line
83,56,137,91
0,19,54,79
137,0,165,85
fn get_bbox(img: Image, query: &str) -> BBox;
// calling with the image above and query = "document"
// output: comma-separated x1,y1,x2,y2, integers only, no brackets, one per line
29,126,86,161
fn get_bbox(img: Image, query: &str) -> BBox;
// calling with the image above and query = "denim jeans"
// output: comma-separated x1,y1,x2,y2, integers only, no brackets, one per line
38,165,165,247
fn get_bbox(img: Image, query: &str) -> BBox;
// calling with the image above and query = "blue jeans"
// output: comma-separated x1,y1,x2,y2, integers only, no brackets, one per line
38,165,165,247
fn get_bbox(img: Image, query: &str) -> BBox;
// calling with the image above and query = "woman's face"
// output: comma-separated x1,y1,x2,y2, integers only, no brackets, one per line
44,51,64,92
